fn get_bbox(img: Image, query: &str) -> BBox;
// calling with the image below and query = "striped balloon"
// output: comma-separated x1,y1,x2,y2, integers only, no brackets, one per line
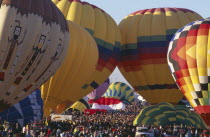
103,82,135,104
53,0,122,93
67,96,90,112
118,8,203,105
134,102,206,128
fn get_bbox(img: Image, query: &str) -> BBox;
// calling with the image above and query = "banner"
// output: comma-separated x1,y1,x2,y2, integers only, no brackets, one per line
51,114,72,121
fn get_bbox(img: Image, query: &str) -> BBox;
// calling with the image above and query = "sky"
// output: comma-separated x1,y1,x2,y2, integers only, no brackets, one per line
83,0,210,87
84,0,209,24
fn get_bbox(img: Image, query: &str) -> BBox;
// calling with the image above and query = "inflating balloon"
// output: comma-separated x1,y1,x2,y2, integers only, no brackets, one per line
42,21,98,116
167,18,210,126
134,102,206,128
0,0,69,112
0,89,43,127
118,8,203,105
91,97,126,110
90,82,135,110
103,82,135,104
87,78,110,101
67,96,90,112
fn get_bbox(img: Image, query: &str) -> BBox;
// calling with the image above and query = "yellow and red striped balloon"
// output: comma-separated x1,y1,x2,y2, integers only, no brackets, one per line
118,8,203,105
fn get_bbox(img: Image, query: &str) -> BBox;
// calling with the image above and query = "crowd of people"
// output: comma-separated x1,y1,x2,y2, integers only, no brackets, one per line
0,102,143,137
0,101,207,137
48,103,142,137
38,102,142,137
142,125,203,137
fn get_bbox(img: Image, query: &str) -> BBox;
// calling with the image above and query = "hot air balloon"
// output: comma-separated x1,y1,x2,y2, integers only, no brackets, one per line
103,82,135,104
42,0,122,114
90,82,135,110
0,0,69,112
118,8,203,105
87,78,110,101
0,89,43,127
53,0,121,72
133,103,206,128
167,18,210,126
42,21,98,116
91,97,126,110
66,96,90,112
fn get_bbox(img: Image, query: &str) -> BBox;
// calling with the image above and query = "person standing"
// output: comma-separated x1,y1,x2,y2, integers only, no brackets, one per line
46,128,51,137
56,128,61,137
22,126,26,137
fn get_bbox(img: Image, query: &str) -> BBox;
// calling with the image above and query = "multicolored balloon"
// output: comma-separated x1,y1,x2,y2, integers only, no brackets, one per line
118,8,203,105
0,0,69,112
41,21,98,116
103,82,135,104
90,82,135,110
87,78,110,101
134,102,206,128
167,18,210,126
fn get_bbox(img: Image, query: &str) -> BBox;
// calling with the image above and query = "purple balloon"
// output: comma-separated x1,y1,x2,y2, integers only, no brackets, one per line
87,78,110,100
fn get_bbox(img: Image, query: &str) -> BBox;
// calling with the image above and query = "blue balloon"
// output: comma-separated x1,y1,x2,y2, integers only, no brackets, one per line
0,89,43,126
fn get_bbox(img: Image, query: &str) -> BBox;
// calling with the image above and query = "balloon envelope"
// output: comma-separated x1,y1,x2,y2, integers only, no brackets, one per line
53,0,122,96
103,82,135,104
67,96,90,112
133,103,206,128
87,78,110,101
92,97,125,110
0,89,43,127
90,82,135,110
0,0,69,112
167,18,210,126
118,8,203,105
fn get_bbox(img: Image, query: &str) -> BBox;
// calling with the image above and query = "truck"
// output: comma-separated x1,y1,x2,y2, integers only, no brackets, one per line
135,127,154,137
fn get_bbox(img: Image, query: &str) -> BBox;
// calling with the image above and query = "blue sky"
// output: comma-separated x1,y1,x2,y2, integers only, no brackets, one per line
84,0,210,87
85,0,209,24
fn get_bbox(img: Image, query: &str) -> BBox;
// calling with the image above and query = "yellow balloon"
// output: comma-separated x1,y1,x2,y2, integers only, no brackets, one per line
53,0,122,97
0,0,69,112
69,97,90,112
42,21,98,116
118,8,203,105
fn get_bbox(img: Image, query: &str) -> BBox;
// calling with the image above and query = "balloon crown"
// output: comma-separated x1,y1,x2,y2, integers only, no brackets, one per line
129,8,198,16
67,0,105,12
